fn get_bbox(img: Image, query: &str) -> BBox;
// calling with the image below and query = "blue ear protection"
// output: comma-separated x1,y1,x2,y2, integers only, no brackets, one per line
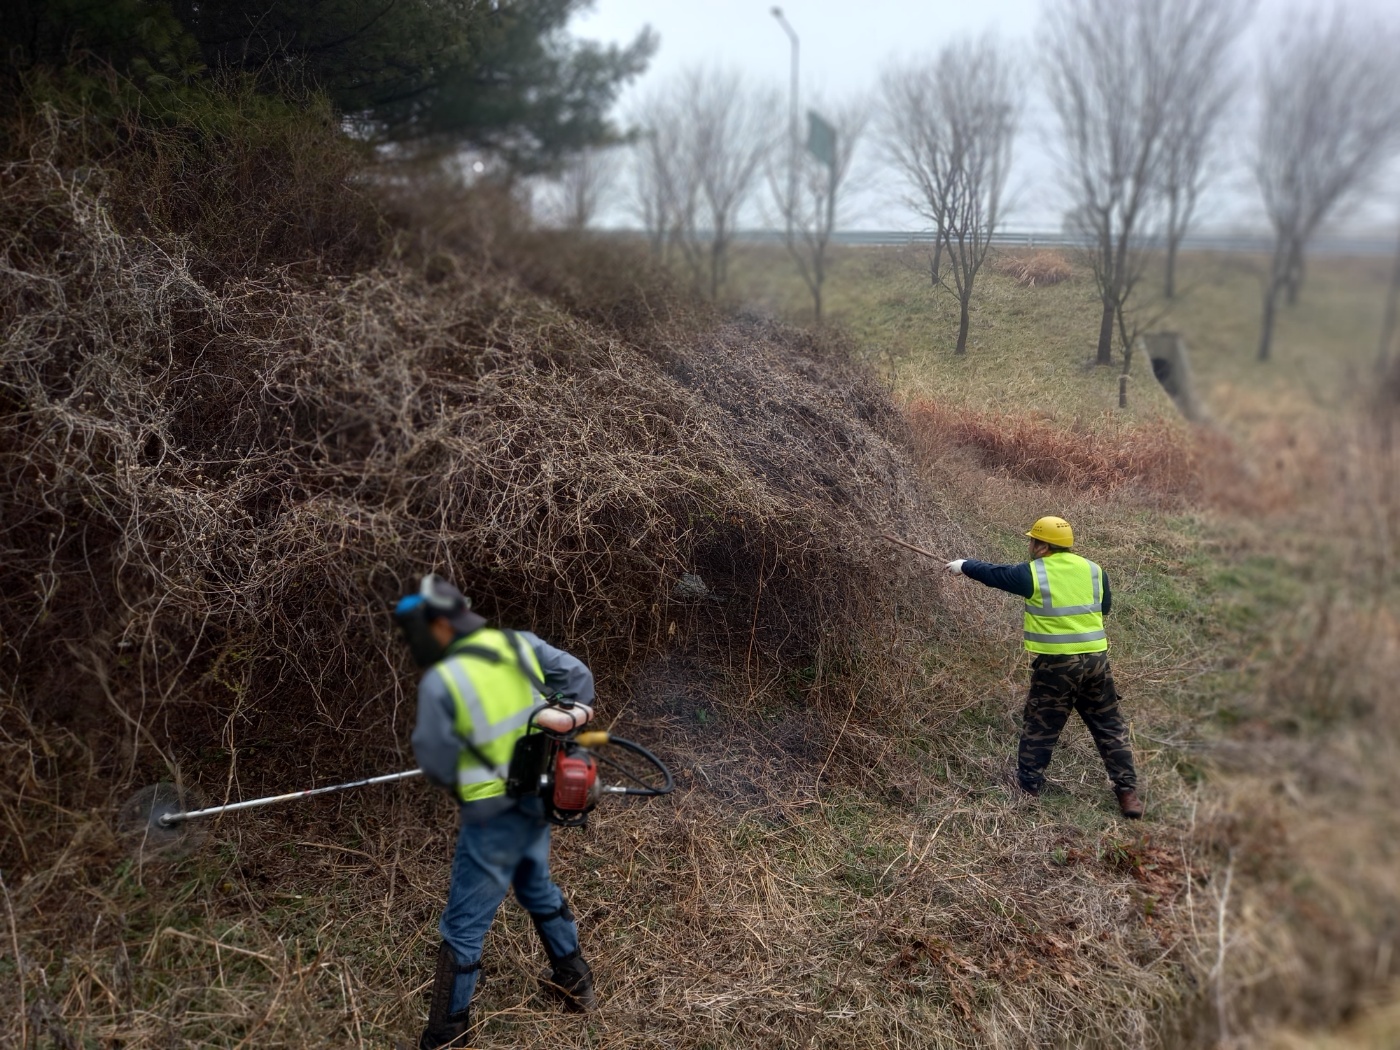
393,592,445,668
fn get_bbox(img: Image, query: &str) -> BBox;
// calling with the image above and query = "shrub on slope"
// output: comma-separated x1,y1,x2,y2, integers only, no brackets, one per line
0,115,942,802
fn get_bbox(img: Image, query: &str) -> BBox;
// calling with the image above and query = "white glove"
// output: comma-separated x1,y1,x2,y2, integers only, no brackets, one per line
946,559,966,574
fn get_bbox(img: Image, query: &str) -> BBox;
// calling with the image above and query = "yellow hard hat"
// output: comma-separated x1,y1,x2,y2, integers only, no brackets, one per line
1025,516,1074,548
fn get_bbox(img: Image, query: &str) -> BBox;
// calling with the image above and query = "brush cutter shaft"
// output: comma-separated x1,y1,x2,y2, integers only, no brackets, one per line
151,733,671,830
156,769,423,826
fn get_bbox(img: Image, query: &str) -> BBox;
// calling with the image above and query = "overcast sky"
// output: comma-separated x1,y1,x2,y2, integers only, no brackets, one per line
567,0,1400,234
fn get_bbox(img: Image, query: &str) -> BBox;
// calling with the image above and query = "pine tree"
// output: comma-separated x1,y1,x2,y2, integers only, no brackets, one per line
3,0,654,172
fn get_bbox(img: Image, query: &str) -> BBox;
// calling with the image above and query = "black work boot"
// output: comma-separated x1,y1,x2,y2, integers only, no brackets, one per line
419,941,477,1049
1010,770,1041,797
530,899,596,1012
540,949,597,1012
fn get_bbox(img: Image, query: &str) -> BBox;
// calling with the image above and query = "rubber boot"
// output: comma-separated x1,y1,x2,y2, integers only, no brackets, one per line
540,947,597,1012
419,941,477,1050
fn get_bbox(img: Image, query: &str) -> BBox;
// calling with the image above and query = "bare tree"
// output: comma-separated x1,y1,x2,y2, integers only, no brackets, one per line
1158,1,1254,299
770,97,868,323
538,147,618,230
629,90,696,262
686,68,779,299
1254,11,1400,361
882,37,1017,354
1047,0,1233,367
629,68,776,298
881,62,947,283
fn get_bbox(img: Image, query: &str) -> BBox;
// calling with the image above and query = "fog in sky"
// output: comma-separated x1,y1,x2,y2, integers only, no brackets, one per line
569,0,1400,234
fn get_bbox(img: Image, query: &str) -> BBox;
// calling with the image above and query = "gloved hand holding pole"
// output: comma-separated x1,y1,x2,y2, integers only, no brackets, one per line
880,534,968,573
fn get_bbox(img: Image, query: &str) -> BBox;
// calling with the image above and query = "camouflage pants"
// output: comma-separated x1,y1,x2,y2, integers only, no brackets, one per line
1018,652,1137,793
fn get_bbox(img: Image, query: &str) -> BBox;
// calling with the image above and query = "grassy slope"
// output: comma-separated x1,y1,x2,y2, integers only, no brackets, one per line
730,242,1392,421
730,241,1400,1047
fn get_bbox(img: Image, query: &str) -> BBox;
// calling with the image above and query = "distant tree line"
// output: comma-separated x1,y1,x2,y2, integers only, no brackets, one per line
8,0,1399,364
574,0,1400,368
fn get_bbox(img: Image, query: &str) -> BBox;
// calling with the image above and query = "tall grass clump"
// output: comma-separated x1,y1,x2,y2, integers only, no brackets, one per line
906,397,1205,498
991,249,1075,287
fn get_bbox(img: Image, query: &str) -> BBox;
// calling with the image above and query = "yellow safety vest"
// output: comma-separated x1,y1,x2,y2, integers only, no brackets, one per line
433,630,544,803
1023,553,1108,655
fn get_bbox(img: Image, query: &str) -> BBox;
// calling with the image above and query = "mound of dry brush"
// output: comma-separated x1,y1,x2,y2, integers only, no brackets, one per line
0,108,947,840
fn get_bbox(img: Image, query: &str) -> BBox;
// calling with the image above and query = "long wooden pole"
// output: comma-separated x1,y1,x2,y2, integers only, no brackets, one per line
879,533,944,561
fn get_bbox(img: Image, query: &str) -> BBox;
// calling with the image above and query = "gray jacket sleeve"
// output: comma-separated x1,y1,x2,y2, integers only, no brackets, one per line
410,667,461,790
517,630,595,705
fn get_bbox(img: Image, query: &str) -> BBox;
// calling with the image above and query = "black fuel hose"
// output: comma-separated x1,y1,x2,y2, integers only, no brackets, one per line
594,736,674,796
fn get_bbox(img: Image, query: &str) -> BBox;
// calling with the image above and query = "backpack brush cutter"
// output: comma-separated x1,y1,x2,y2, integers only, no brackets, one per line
119,699,673,855
505,705,672,827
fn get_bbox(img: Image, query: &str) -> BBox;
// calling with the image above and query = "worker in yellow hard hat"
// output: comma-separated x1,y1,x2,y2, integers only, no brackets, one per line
946,516,1143,818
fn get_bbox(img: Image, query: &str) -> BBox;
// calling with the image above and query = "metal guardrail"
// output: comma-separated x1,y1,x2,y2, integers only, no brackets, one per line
729,228,1396,256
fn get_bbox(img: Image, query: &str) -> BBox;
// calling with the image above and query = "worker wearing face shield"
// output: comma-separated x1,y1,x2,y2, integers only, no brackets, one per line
394,574,597,1049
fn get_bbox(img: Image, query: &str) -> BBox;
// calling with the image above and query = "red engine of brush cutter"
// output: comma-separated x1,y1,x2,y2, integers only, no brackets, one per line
551,749,599,816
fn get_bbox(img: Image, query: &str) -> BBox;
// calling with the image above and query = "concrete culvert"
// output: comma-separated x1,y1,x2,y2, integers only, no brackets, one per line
1144,331,1207,421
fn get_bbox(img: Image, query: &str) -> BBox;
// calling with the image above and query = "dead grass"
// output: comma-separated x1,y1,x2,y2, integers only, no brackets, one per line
907,398,1203,498
992,250,1075,287
1263,992,1400,1049
2,688,1218,1049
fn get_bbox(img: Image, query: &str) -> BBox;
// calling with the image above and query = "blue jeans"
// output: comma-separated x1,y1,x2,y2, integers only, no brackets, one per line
439,798,580,1014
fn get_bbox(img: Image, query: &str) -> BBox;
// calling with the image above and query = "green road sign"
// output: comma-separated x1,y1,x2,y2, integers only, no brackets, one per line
806,110,836,168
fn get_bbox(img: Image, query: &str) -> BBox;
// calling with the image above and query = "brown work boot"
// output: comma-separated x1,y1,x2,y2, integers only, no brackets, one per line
1115,788,1144,819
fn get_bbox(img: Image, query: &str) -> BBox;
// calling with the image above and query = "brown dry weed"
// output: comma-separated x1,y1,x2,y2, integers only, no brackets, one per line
991,250,1075,288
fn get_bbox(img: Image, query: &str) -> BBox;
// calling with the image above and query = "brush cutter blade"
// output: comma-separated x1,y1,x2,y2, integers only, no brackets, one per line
118,782,205,855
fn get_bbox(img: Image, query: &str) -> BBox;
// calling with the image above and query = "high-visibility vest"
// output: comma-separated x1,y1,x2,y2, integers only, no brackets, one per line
1022,553,1108,655
432,630,544,803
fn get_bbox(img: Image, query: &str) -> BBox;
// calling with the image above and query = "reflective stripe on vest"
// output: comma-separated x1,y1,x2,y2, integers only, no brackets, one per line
432,629,544,803
1023,553,1108,655
1029,558,1102,616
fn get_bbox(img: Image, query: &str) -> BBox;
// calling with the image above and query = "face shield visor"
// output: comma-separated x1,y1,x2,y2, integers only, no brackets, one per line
394,594,446,668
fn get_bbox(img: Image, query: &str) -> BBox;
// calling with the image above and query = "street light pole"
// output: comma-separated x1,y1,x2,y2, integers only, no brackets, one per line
771,7,798,242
